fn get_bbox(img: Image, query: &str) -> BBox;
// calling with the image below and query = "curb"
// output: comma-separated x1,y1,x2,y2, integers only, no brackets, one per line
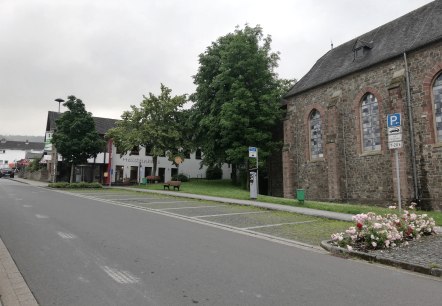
320,239,442,278
0,237,38,306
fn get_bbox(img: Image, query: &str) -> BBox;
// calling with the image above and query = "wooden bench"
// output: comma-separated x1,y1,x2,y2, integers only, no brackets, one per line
146,175,161,183
163,180,181,191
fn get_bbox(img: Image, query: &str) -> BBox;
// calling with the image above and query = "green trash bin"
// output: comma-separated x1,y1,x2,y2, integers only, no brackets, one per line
141,177,147,185
296,189,305,203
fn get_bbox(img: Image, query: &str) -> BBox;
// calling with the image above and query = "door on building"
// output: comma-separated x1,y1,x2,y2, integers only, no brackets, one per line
158,167,165,183
145,167,152,177
130,166,138,183
115,165,124,183
171,168,178,179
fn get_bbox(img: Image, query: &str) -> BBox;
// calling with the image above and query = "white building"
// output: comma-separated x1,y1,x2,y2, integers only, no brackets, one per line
0,138,44,168
46,111,231,183
108,145,230,184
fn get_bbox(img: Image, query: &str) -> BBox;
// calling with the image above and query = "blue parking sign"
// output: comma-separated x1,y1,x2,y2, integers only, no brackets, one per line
387,113,401,127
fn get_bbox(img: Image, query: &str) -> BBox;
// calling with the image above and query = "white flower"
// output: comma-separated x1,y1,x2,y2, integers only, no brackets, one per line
371,242,377,248
347,245,353,251
373,223,382,229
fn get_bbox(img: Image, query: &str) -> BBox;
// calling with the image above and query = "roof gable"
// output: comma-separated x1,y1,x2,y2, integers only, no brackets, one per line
0,140,44,151
46,111,118,135
285,0,442,98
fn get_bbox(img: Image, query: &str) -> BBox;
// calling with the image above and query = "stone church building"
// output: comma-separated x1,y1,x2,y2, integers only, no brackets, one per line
281,0,442,210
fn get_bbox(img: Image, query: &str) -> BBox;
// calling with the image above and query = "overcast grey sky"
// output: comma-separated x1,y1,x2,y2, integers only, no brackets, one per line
0,0,434,136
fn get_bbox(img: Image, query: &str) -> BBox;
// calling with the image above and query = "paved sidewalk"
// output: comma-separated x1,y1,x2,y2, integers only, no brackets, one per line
0,239,38,306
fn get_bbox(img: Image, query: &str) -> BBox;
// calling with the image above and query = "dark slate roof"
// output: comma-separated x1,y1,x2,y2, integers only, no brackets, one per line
285,0,442,98
0,140,44,151
25,152,44,159
46,111,118,135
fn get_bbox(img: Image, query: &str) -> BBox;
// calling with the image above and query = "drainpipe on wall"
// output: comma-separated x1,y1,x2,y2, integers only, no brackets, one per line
341,110,349,202
403,52,419,200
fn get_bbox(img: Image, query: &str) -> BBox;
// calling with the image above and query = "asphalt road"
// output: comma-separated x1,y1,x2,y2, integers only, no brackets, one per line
0,179,441,305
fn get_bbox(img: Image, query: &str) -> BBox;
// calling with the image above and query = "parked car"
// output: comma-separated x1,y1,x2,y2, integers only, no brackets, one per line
0,168,14,178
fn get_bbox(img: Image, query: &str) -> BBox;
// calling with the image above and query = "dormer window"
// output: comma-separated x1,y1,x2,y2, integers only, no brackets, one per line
353,39,373,60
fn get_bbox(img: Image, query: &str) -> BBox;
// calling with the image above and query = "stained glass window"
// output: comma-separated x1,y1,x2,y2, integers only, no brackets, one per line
310,109,323,159
433,73,442,142
361,93,381,151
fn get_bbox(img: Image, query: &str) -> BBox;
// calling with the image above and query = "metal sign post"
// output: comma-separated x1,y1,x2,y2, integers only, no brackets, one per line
249,147,258,200
387,113,402,213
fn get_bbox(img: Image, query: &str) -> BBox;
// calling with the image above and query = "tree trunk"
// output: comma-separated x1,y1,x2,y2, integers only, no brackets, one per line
231,163,237,184
153,155,158,176
245,159,250,191
70,164,75,183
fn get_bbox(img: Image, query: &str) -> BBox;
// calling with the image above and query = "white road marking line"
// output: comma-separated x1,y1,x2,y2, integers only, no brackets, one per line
195,211,270,218
100,198,160,201
101,266,140,284
57,232,77,239
22,204,32,208
35,214,49,219
160,205,229,211
244,220,318,230
145,201,191,205
78,276,90,283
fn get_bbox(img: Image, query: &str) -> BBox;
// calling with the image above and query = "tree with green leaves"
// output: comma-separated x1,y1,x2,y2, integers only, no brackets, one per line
106,84,188,176
191,24,294,183
51,95,106,183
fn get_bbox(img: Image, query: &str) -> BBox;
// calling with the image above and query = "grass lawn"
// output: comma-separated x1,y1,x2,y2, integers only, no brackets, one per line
133,179,442,226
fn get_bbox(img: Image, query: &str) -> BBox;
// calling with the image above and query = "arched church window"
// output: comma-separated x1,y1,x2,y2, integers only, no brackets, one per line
361,93,381,151
310,109,323,159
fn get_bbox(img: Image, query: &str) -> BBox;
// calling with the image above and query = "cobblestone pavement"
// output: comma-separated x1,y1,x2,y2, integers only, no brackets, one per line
368,234,442,269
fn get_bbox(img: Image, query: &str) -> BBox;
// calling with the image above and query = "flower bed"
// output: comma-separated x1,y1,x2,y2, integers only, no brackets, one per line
331,204,436,252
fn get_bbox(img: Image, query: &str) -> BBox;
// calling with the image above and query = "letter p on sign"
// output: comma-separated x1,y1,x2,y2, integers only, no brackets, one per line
387,113,401,127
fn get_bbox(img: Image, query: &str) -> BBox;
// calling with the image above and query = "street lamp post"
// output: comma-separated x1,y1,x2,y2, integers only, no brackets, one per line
53,98,64,183
55,98,64,113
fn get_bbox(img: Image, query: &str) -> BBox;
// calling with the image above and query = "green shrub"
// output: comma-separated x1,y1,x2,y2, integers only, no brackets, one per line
48,182,102,189
28,159,45,173
206,166,223,180
172,173,189,182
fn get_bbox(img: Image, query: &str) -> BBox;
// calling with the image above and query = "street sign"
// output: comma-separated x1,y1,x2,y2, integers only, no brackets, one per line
387,113,401,127
388,127,402,135
388,134,402,142
388,141,403,149
249,147,257,158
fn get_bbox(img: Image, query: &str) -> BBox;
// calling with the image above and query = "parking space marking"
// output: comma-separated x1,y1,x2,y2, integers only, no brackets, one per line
61,191,325,252
144,201,191,205
103,198,160,201
194,211,270,218
244,220,318,230
160,205,228,211
23,204,32,208
35,214,49,219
